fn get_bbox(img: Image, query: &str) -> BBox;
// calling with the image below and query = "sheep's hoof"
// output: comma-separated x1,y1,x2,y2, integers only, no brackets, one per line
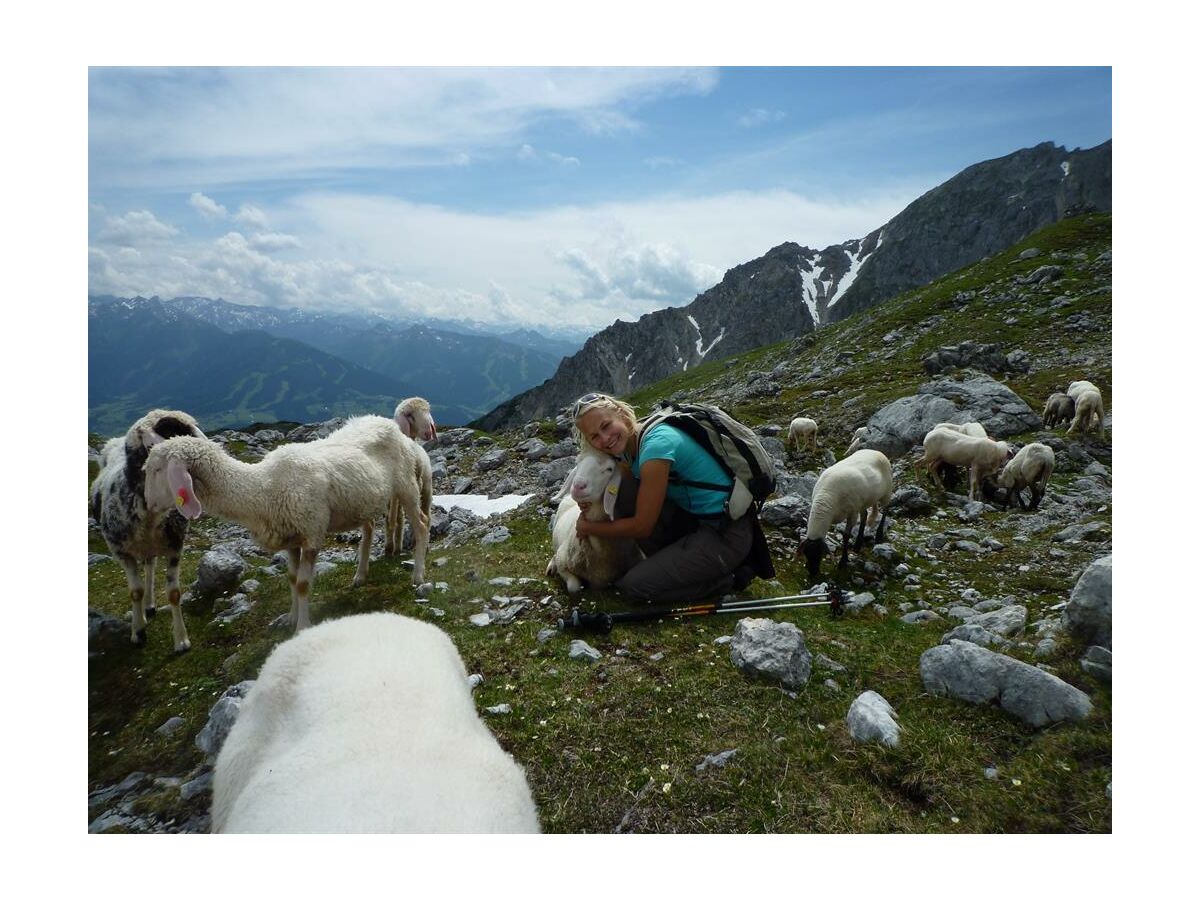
144,606,158,619
131,630,146,647
174,641,191,654
352,576,367,588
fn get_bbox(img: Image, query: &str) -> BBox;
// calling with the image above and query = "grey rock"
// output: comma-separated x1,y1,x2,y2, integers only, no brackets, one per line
920,640,1092,727
695,749,739,772
760,494,810,527
1018,248,1041,259
1052,521,1109,543
846,691,901,747
540,456,577,487
940,623,1012,649
969,605,1028,638
469,613,492,627
195,680,256,761
485,704,512,715
569,640,602,663
1064,555,1112,649
155,716,186,737
193,550,246,598
88,553,111,567
537,627,558,643
466,674,484,691
901,610,942,624
1080,645,1112,682
888,485,933,516
729,618,812,688
475,448,509,473
88,608,129,647
180,770,214,801
845,592,876,614
480,526,512,545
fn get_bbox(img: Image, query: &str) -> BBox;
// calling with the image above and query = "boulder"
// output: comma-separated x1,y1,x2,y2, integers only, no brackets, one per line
195,680,256,761
846,691,901,747
1064,555,1112,649
729,618,812,689
193,550,246,598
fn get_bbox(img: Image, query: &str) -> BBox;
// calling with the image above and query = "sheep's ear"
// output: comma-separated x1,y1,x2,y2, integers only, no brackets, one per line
395,413,414,438
138,426,166,449
552,465,578,502
166,458,203,519
602,468,622,520
429,418,438,441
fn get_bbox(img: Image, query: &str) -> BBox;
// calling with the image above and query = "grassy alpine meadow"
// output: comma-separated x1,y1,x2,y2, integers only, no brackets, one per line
87,214,1112,833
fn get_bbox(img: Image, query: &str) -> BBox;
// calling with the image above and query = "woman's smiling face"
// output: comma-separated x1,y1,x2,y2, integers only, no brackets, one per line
578,406,631,456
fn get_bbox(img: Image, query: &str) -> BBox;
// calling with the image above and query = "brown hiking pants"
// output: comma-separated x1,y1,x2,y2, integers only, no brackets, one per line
612,475,754,605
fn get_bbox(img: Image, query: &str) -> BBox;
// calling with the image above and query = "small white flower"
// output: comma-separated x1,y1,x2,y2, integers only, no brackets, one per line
662,783,672,794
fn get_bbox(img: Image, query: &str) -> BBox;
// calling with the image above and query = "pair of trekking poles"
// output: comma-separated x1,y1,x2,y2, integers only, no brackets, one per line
558,586,845,634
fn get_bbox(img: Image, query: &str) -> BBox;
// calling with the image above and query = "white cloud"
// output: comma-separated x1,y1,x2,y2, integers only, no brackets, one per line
738,108,787,128
517,144,581,166
234,204,269,229
189,192,227,219
249,231,301,251
95,210,178,245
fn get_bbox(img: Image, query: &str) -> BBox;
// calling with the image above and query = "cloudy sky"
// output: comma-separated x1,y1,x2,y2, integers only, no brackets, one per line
88,67,1111,335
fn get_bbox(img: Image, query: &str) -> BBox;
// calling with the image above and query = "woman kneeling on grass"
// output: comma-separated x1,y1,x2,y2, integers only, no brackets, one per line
571,392,758,604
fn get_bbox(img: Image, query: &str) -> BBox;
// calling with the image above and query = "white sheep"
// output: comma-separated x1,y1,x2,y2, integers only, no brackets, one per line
389,397,436,558
1042,392,1076,428
799,449,893,580
931,421,988,438
143,415,429,633
545,448,642,594
914,428,1011,502
89,410,207,652
844,426,870,457
1066,380,1105,438
997,442,1056,510
785,416,818,452
211,612,540,833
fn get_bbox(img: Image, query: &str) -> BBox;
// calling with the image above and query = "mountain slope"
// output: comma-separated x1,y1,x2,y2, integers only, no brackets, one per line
474,140,1111,431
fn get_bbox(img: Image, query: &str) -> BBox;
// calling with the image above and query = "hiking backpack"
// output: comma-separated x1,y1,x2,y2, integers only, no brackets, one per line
639,402,776,520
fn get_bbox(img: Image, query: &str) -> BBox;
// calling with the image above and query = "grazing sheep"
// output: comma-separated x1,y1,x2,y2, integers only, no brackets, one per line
89,410,207,652
927,421,989,493
1066,380,1105,438
388,397,436,558
914,428,1011,502
799,449,893,580
545,448,642,594
997,442,1056,510
785,416,818,453
143,415,429,633
211,613,540,833
844,426,869,457
1042,392,1076,429
393,396,437,442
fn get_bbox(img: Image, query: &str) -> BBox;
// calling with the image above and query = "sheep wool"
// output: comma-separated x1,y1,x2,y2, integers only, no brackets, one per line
211,613,541,833
800,449,893,580
785,416,818,452
998,442,1056,510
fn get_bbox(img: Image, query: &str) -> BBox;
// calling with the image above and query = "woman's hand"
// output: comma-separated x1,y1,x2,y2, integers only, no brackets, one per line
575,515,594,539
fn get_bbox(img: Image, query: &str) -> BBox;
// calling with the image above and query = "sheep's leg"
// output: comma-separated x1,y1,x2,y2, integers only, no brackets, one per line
143,558,157,618
353,520,373,587
286,547,301,628
401,492,429,586
564,571,584,594
1016,485,1030,511
854,508,868,550
924,458,944,492
968,465,979,502
385,496,402,556
118,554,148,646
838,518,852,568
292,547,318,632
874,508,888,543
164,553,190,653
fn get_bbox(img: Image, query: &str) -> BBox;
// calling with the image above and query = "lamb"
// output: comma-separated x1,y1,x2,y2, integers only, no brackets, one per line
996,442,1056,510
798,449,893,580
914,428,1011,502
211,612,540,833
143,415,429,633
785,416,818,452
844,426,869,457
1066,380,1105,438
1042,392,1076,429
545,448,642,594
89,409,207,652
388,397,436,558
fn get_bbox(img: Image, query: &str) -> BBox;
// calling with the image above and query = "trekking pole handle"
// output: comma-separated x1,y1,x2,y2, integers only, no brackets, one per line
558,609,615,634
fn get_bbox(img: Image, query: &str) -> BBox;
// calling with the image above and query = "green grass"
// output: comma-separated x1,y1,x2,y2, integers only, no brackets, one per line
88,213,1112,833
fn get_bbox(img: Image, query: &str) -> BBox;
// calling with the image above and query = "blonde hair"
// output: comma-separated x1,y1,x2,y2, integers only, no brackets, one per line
571,393,639,449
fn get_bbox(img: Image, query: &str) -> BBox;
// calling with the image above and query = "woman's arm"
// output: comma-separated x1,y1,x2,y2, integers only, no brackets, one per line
576,459,669,540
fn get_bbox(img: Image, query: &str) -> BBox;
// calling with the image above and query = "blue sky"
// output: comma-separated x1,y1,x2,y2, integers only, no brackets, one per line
88,66,1111,334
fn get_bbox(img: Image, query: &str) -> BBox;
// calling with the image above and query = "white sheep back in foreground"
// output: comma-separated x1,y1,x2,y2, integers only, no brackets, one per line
143,414,429,632
915,428,1010,502
1066,380,1105,438
393,396,437,442
800,449,893,580
997,442,1056,510
785,416,818,452
546,448,641,594
90,409,207,652
211,613,540,833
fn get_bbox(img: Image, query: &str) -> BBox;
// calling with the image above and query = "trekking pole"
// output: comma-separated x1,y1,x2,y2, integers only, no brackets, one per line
558,587,844,635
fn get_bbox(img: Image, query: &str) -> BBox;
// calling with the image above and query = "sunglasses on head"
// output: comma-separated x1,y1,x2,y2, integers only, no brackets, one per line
571,392,605,419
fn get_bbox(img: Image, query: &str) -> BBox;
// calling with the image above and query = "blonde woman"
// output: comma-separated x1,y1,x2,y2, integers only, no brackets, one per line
570,392,756,604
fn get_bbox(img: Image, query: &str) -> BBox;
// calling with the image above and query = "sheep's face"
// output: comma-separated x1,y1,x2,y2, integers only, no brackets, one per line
555,452,622,519
800,538,827,580
396,406,437,442
144,448,204,519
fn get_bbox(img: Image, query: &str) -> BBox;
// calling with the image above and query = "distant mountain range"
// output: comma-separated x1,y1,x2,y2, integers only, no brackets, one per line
87,296,575,434
474,139,1112,431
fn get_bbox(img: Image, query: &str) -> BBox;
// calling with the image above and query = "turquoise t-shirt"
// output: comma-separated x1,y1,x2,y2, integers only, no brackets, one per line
632,422,732,516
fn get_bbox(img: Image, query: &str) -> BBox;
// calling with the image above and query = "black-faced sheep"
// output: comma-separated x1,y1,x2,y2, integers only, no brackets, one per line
143,415,429,633
799,449,893,580
997,442,1055,510
211,612,540,832
545,448,642,594
89,409,207,652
